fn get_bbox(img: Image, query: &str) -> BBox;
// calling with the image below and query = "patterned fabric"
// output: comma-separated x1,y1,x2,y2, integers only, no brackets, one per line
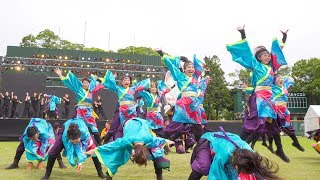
138,80,171,129
163,55,205,124
201,132,252,180
102,70,150,124
199,77,210,124
61,71,104,132
95,117,169,177
226,39,288,119
62,118,95,166
45,95,61,111
22,118,55,162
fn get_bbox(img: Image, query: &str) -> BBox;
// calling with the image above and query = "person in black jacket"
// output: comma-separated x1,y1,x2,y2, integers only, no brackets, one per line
10,92,22,118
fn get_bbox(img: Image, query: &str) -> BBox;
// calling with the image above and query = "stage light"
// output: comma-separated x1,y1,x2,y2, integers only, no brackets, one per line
22,67,25,71
64,56,68,60
111,59,114,63
80,64,84,68
105,65,108,69
133,60,136,64
152,68,155,72
147,68,150,72
147,74,150,78
14,66,21,71
88,58,91,60
127,60,130,63
16,61,21,64
41,55,45,58
82,57,85,60
59,56,62,60
87,71,91,74
122,59,125,63
39,61,44,65
138,60,142,64
81,71,84,74
37,54,41,58
86,64,90,68
106,58,110,62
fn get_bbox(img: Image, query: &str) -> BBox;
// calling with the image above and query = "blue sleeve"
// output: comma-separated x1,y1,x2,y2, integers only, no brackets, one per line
61,71,84,95
193,54,206,79
132,78,151,93
270,38,287,71
163,55,189,90
101,70,121,94
226,39,260,70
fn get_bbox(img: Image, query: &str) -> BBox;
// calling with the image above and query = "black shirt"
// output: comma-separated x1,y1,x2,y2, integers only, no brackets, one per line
25,99,31,108
96,100,102,107
31,97,39,106
11,99,19,108
3,96,11,106
64,98,70,107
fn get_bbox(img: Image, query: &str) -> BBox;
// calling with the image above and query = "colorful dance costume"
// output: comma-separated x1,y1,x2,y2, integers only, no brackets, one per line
45,94,61,119
162,54,206,141
41,118,105,180
226,35,287,135
101,70,150,141
199,77,210,129
272,76,304,151
95,117,170,179
60,71,104,145
21,118,55,162
189,127,254,180
61,119,96,167
138,80,171,136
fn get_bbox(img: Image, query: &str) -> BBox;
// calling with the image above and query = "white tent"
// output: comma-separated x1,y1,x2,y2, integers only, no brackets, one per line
304,105,320,136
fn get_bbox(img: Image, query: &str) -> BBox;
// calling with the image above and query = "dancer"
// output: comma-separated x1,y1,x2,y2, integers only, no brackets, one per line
137,80,171,137
100,121,111,144
158,50,206,143
1,91,11,118
226,26,290,162
52,122,67,169
93,95,107,120
31,92,41,117
101,71,150,142
136,97,145,118
308,129,320,154
188,127,280,180
21,92,32,118
87,117,172,180
41,118,105,180
267,75,305,151
62,93,70,119
10,92,22,118
5,118,55,170
199,76,211,131
54,68,104,145
44,93,61,119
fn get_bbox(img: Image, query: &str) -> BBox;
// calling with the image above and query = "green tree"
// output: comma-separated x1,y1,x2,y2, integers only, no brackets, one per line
291,58,320,104
60,40,84,50
276,66,292,76
228,68,251,89
20,34,38,47
204,56,233,120
117,46,159,56
84,47,107,52
36,29,60,49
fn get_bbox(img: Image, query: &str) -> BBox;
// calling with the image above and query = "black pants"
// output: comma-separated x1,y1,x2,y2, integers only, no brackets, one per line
48,111,57,119
2,105,10,117
32,105,39,118
10,106,17,118
22,107,32,118
94,106,107,120
62,106,70,119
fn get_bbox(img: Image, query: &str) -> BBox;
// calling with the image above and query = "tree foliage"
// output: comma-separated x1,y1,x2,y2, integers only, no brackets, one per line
203,55,233,120
291,58,320,104
117,46,160,56
228,68,251,89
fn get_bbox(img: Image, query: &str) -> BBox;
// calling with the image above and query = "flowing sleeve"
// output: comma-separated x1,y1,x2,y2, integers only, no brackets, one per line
53,95,61,105
89,74,105,95
138,91,153,107
132,78,151,93
226,39,259,70
163,55,189,90
61,71,83,95
270,38,287,71
94,137,133,177
199,77,210,93
157,80,171,97
193,54,206,79
101,70,121,94
283,76,294,90
147,137,167,159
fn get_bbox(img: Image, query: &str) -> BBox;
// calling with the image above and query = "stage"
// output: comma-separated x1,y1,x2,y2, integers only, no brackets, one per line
0,118,244,141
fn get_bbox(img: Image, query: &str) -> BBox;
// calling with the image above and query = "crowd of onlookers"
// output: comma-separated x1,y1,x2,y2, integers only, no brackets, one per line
0,92,107,120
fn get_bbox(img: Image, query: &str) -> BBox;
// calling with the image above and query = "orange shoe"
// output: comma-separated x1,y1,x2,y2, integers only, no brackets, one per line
26,162,33,170
37,161,44,170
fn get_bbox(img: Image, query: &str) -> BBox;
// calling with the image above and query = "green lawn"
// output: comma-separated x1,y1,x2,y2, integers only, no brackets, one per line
0,137,319,180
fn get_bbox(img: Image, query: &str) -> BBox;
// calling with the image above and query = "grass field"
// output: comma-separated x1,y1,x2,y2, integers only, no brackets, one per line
0,137,319,180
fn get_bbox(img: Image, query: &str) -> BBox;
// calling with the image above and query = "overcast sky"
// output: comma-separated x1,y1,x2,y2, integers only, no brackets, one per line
1,0,319,76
